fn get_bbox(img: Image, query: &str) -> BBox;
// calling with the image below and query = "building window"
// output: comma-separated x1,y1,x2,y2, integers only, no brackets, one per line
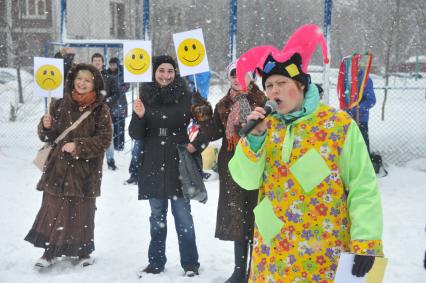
22,0,47,19
110,2,126,38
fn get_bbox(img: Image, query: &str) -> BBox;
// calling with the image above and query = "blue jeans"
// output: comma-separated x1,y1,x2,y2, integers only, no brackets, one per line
112,116,126,151
106,139,114,161
129,139,143,177
105,126,114,161
148,198,200,271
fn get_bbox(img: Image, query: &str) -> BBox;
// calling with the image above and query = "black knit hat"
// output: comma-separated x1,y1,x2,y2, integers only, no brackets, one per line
109,57,120,65
258,53,311,91
152,55,177,74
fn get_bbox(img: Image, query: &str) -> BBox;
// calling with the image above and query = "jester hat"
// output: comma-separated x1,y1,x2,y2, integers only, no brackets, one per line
236,24,329,91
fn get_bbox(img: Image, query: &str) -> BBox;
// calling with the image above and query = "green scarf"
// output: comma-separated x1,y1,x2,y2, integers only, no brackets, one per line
272,84,321,163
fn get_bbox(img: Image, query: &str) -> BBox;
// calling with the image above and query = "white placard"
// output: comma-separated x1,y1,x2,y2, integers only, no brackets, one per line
123,41,152,82
334,253,366,283
33,57,64,98
173,28,210,76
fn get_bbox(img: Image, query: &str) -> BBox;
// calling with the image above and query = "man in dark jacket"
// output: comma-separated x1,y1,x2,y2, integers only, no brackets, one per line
347,70,376,154
54,47,75,87
107,57,130,151
91,53,120,170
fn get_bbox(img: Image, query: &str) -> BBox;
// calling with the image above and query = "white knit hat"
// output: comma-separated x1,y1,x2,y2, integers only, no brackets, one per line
225,60,237,80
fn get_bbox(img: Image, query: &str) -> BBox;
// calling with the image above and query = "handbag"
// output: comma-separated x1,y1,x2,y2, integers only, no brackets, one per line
33,110,92,171
370,152,388,177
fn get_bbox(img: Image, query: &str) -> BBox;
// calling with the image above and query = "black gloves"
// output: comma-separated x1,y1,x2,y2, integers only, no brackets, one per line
352,254,375,277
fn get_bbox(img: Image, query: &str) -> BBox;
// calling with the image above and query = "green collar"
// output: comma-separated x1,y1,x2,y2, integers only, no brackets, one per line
272,83,320,124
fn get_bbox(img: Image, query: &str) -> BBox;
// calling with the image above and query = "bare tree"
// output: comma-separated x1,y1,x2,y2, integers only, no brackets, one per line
1,1,28,121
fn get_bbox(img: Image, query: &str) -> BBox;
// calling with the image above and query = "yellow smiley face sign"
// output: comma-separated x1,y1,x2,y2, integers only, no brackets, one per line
35,64,63,91
177,38,206,67
124,48,151,75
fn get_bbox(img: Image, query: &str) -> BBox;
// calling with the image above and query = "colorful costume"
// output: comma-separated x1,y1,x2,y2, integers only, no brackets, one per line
229,24,383,283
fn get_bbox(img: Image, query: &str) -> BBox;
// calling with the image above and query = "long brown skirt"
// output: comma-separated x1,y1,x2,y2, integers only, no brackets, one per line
25,192,96,258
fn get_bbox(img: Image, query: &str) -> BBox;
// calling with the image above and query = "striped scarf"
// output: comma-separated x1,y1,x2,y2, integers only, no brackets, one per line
225,91,252,151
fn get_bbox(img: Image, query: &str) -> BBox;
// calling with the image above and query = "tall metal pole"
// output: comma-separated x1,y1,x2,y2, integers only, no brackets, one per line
323,0,332,104
228,0,238,62
60,0,67,43
143,0,150,40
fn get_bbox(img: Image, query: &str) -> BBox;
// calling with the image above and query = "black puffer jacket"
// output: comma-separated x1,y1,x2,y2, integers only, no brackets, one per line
129,76,207,200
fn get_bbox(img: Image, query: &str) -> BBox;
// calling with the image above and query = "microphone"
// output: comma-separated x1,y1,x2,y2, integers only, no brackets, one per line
239,100,277,137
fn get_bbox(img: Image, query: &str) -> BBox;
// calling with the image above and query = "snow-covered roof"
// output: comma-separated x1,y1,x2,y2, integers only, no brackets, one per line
50,39,126,48
406,56,426,63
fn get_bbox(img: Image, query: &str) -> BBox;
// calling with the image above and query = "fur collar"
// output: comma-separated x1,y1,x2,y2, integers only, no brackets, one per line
140,76,188,106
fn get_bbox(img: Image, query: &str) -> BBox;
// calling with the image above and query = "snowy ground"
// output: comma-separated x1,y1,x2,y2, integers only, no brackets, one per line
0,125,425,283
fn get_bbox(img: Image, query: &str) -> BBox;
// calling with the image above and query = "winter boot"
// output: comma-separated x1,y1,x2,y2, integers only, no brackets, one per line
107,159,117,170
124,175,138,185
184,267,199,277
137,265,164,278
79,255,95,267
34,250,57,268
34,257,56,268
202,170,218,182
225,240,249,283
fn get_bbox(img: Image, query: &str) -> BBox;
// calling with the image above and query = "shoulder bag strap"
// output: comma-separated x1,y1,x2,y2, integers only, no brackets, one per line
53,110,92,144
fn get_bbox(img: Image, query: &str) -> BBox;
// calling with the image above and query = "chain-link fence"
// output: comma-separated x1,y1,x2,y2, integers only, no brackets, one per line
211,72,426,166
1,66,425,165
367,80,426,165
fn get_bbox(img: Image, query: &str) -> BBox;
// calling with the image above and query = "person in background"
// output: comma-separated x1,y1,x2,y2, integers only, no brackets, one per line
25,63,112,268
54,47,75,86
229,25,383,282
346,67,376,154
124,139,143,185
201,61,266,283
129,55,208,277
107,57,129,151
91,53,120,170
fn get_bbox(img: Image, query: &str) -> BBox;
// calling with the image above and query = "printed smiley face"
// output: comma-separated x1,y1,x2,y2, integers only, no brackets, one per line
35,64,62,91
124,48,151,75
177,38,206,67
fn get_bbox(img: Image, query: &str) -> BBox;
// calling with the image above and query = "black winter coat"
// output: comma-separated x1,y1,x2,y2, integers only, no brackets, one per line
107,66,130,118
129,76,207,200
101,69,120,114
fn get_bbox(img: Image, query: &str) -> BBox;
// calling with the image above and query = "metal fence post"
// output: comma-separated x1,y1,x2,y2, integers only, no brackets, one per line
323,0,333,105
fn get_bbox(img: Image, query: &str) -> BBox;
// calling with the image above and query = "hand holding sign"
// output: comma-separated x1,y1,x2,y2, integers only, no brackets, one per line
42,114,52,129
133,98,145,118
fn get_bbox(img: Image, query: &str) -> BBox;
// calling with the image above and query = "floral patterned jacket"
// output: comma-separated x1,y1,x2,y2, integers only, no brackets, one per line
229,84,383,283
